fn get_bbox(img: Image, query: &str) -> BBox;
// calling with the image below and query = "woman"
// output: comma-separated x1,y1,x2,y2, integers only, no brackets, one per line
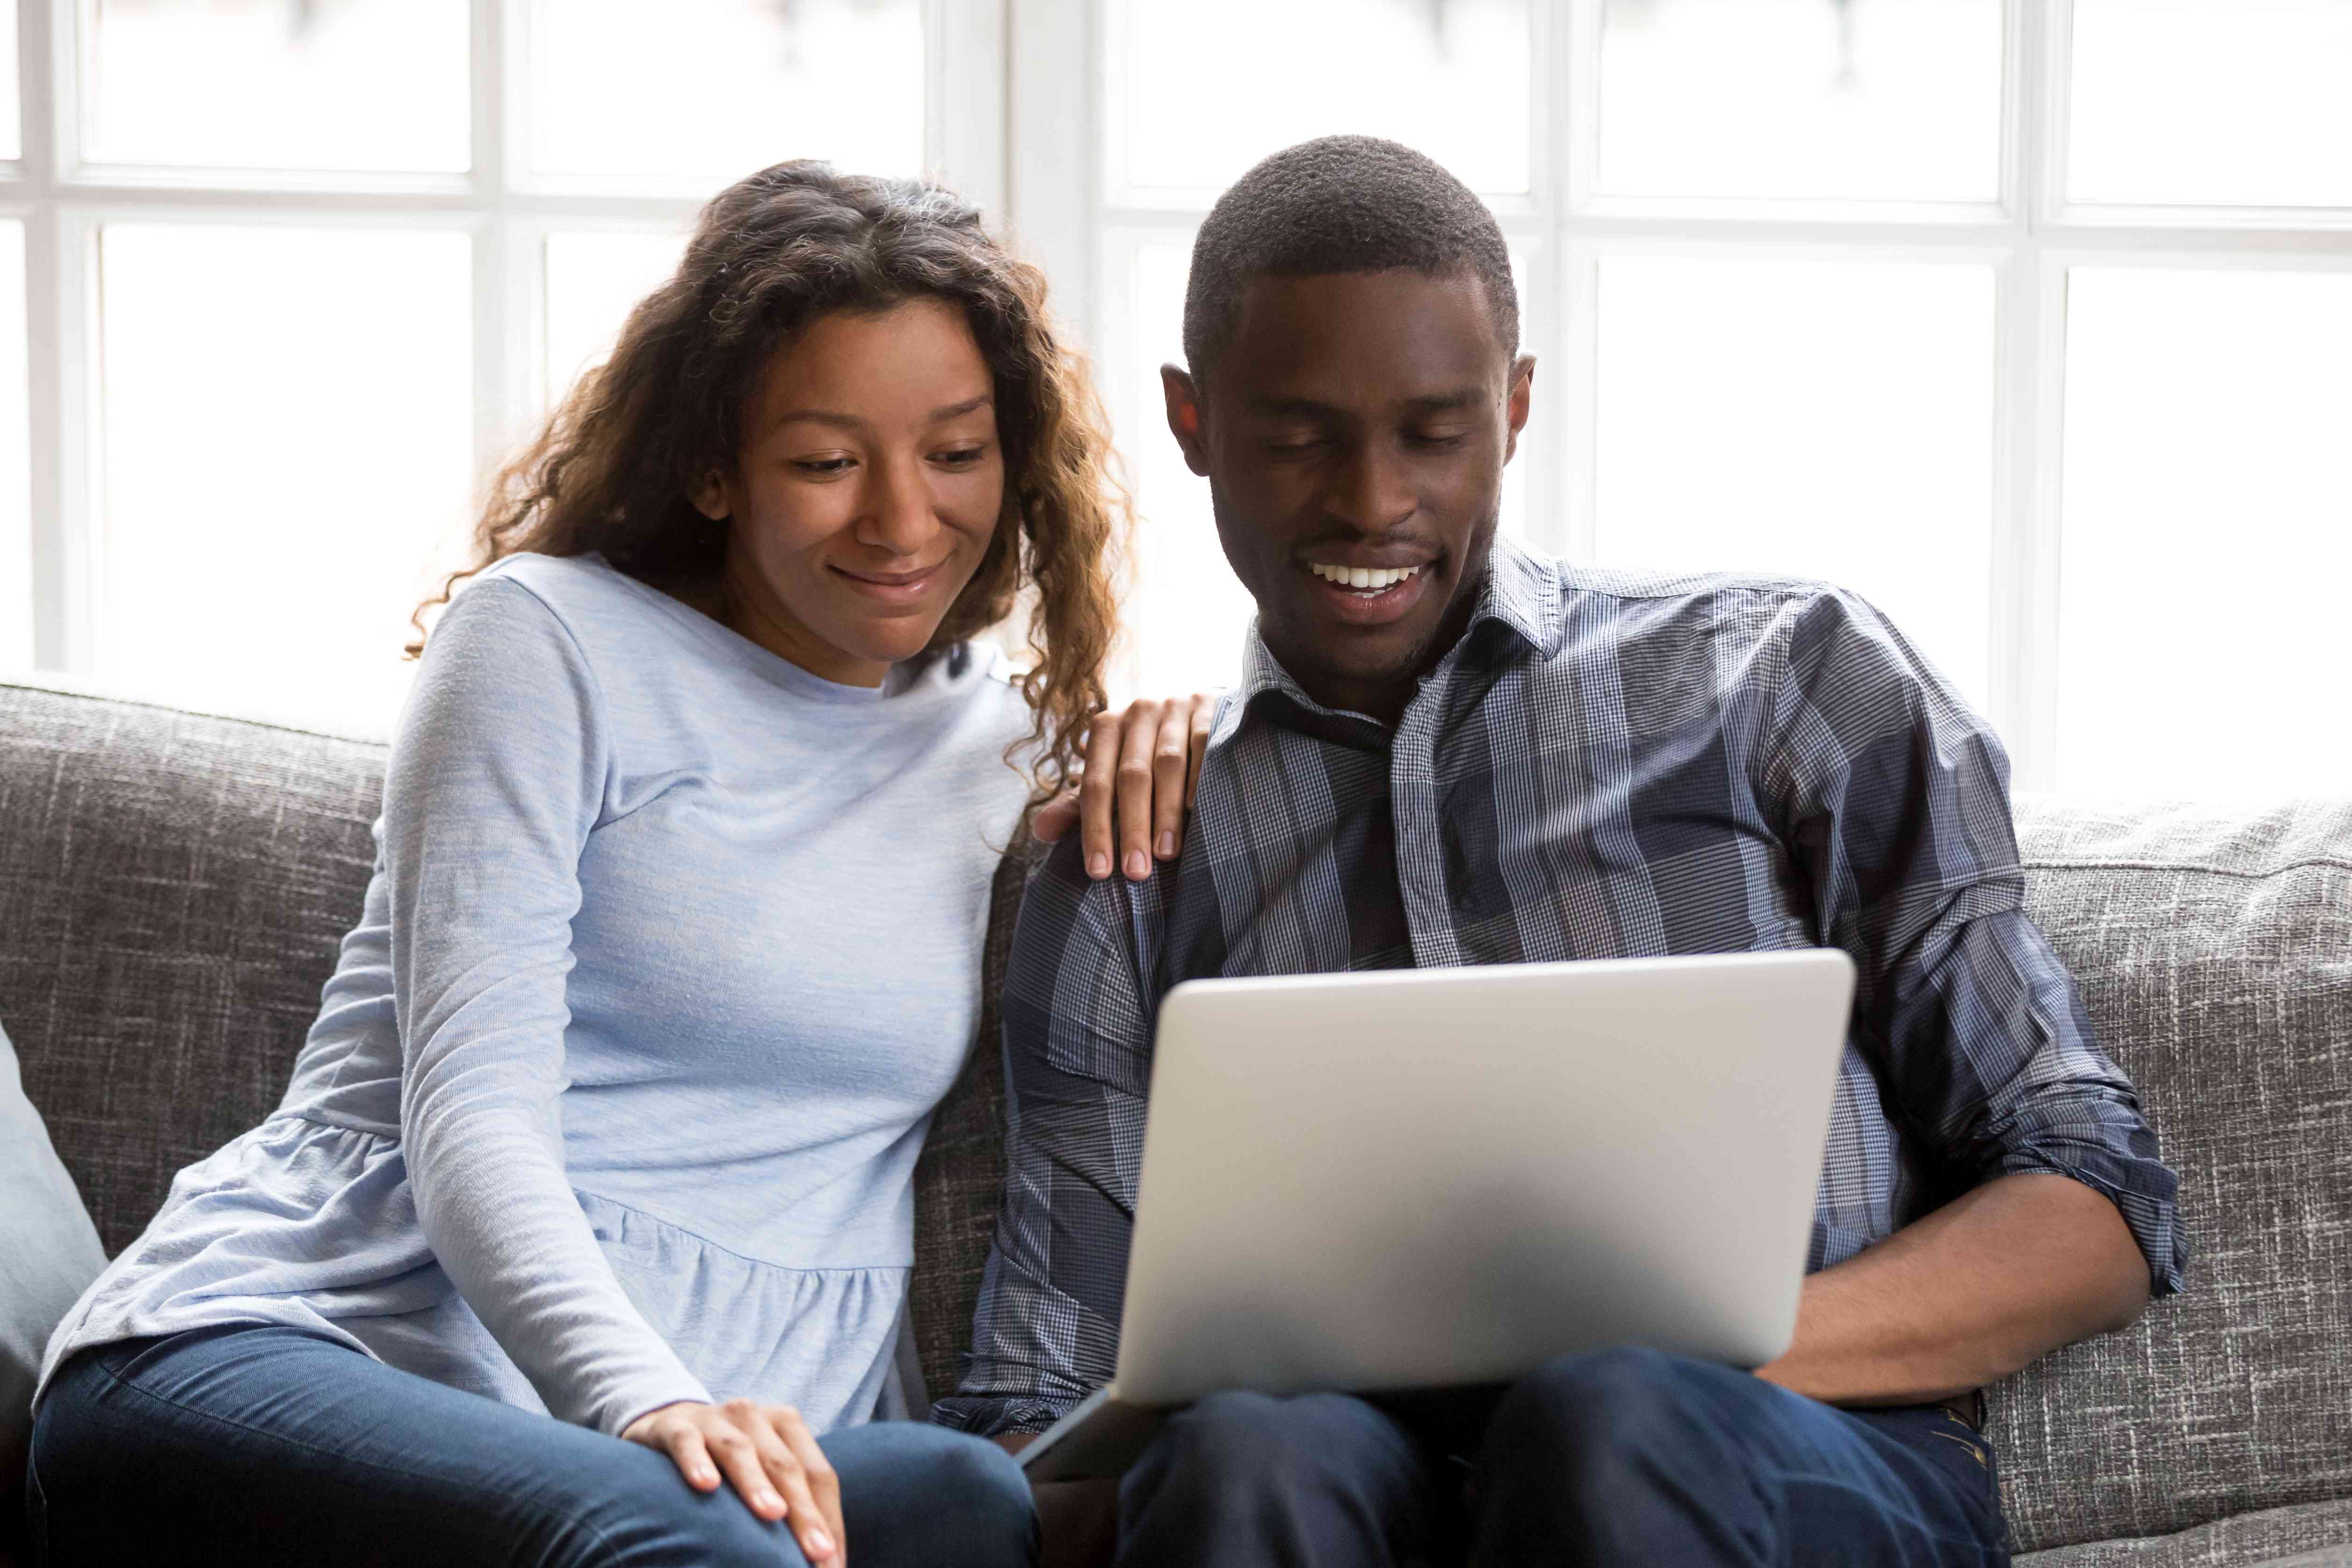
30,163,1198,1568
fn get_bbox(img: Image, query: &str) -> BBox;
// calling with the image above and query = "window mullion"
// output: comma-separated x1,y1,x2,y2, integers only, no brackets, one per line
1556,0,1601,560
1989,0,2068,788
1007,0,1096,355
926,0,1007,221
472,0,532,490
22,0,87,673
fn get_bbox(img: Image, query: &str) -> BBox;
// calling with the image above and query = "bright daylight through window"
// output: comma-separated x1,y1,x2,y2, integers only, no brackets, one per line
0,0,2345,799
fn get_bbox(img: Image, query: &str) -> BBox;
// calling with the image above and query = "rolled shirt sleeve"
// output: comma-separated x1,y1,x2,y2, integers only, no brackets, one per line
1764,588,2186,1294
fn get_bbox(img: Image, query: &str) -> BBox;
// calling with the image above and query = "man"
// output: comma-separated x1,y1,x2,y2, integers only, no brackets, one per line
933,135,2182,1567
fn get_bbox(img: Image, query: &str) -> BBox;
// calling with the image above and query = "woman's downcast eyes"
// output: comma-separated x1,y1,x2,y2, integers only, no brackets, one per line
786,445,991,477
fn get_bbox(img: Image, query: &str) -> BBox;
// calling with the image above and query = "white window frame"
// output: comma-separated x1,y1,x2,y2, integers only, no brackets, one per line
5,0,1006,683
1009,0,2352,790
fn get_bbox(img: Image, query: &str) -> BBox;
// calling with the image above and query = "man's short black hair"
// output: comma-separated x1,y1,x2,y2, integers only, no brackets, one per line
1181,134,1518,379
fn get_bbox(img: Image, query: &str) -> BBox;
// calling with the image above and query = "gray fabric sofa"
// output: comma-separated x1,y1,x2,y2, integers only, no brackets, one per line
2,674,2346,1565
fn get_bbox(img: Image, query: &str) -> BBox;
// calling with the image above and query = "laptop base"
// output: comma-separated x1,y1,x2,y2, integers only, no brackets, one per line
1014,1388,1172,1482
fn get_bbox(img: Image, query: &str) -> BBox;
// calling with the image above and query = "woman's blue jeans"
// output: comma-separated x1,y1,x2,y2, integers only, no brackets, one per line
28,1325,1035,1568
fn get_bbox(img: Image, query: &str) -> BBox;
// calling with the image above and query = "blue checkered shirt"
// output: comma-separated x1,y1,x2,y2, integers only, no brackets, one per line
935,535,2185,1436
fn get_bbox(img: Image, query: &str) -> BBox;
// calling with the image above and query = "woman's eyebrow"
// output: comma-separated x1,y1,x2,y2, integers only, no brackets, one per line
767,393,993,434
929,393,993,423
767,392,988,435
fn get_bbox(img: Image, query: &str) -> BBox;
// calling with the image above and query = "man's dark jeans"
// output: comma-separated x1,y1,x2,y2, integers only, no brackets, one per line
1119,1346,2009,1568
30,1324,1037,1568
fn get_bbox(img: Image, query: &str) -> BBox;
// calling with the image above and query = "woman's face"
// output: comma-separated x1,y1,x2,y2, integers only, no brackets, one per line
692,298,1004,687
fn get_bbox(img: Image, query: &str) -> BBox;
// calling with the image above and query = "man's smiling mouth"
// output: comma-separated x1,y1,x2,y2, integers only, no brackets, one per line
1306,562,1424,596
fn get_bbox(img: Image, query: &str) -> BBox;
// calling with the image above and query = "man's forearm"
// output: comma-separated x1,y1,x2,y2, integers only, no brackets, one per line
1755,1171,2151,1407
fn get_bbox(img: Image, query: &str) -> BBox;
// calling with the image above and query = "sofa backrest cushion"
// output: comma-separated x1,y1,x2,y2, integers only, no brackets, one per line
0,684,386,1257
1988,796,2352,1554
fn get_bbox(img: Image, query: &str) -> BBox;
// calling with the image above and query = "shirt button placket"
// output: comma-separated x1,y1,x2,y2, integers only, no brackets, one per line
1393,666,1464,969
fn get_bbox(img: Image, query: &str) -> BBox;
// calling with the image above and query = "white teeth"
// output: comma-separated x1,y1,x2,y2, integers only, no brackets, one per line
1309,562,1423,592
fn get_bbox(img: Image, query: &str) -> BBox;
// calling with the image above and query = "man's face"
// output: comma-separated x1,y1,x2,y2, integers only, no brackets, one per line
1164,269,1533,721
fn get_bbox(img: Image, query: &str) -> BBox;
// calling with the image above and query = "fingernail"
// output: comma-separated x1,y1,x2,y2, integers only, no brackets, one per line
1087,852,1110,879
695,1468,718,1487
1124,850,1150,880
808,1529,835,1557
1156,831,1176,858
760,1490,782,1512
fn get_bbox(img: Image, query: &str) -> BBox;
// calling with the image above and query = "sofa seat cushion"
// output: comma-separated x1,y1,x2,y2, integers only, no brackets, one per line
2016,1497,2352,1568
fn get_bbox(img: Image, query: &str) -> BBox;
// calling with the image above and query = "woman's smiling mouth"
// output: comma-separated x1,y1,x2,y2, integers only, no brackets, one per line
833,560,947,604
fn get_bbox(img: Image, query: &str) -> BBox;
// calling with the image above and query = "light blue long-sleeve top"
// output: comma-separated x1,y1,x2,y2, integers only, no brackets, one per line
39,551,1034,1437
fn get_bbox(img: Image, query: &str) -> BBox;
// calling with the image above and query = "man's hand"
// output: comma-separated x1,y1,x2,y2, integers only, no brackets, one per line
1032,694,1219,881
1755,1171,2152,1406
992,1433,1119,1568
623,1398,845,1567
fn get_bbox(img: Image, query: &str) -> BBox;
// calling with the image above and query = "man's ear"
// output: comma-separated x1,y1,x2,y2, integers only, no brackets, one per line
688,466,731,522
1161,364,1211,478
1502,354,1536,465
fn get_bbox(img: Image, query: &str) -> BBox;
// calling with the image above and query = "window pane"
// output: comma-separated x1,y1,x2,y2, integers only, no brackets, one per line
544,230,689,405
0,223,27,670
2069,0,2352,208
530,0,923,183
99,226,474,732
1112,0,1531,198
2057,268,2352,798
1123,241,1264,698
1598,0,2001,203
88,0,469,173
1592,256,1995,709
1115,237,1532,700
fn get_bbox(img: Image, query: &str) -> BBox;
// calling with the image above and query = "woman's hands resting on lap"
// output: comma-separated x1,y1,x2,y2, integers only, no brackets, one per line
1033,693,1220,880
624,1398,847,1567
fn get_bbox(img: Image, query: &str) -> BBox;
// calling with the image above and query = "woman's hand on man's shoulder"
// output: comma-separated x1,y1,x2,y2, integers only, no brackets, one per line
1032,693,1220,882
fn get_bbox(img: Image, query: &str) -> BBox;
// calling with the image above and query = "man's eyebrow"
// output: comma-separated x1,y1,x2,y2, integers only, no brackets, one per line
1241,390,1487,418
1243,394,1344,419
766,393,993,434
1398,390,1487,415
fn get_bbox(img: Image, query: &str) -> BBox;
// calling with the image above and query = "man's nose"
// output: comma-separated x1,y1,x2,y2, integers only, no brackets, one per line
1329,442,1417,533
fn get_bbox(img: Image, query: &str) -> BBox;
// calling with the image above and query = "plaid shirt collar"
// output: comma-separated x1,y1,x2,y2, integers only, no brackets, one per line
1214,532,1566,749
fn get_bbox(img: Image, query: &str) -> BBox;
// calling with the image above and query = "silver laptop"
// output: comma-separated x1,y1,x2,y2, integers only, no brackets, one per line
1017,949,1856,1480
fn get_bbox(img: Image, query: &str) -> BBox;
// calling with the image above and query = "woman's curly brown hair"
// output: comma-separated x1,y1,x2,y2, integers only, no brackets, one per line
409,161,1127,805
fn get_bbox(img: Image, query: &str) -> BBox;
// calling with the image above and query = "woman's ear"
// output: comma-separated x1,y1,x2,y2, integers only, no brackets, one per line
688,467,731,522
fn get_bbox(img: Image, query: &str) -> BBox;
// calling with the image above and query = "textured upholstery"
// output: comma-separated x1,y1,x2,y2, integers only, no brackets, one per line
3,679,2347,1565
1994,799,2352,1556
0,683,385,1256
2017,1499,2352,1567
909,833,1042,1405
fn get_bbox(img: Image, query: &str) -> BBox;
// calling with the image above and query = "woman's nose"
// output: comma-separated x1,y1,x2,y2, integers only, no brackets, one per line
859,454,937,556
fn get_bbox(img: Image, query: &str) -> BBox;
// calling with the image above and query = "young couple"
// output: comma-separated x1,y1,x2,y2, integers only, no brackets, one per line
26,138,2181,1568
